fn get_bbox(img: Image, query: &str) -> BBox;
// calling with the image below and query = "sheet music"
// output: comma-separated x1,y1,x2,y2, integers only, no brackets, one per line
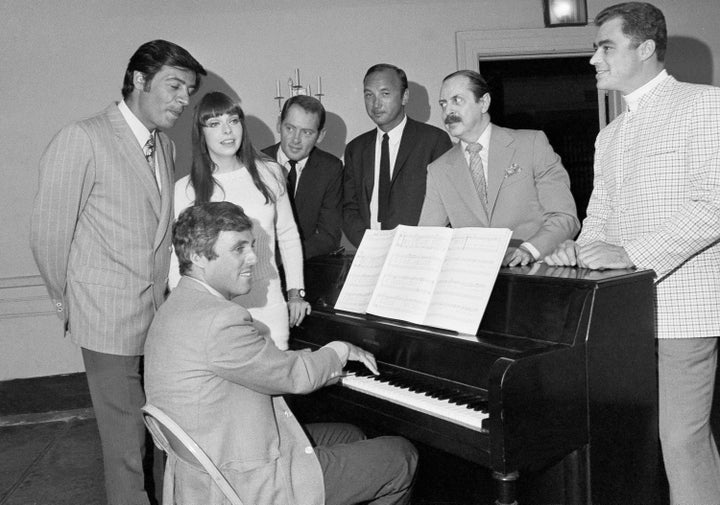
335,225,511,334
366,226,452,324
334,229,396,313
423,228,512,334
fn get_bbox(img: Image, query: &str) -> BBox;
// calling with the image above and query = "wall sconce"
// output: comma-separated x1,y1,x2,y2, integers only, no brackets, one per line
274,69,324,110
543,0,588,27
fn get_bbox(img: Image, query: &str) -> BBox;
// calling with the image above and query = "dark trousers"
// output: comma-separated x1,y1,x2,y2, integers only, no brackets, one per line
82,348,150,505
307,423,418,505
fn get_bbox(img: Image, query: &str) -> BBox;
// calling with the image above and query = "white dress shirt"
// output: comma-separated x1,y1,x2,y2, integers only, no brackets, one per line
118,100,161,190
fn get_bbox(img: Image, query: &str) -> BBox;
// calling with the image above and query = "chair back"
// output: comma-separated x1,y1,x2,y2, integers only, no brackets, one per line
142,404,244,505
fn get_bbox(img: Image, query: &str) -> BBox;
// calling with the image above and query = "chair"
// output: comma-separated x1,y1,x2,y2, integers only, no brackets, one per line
142,404,244,505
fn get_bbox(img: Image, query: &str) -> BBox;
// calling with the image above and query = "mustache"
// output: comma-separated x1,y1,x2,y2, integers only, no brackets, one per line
444,114,461,124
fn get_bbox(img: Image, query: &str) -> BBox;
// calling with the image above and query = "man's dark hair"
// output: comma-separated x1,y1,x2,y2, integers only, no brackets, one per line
595,2,667,62
442,70,491,102
173,202,253,276
364,63,408,93
121,39,207,99
280,95,326,131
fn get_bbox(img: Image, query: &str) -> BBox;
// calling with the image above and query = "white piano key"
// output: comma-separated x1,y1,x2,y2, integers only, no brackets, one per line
340,374,487,432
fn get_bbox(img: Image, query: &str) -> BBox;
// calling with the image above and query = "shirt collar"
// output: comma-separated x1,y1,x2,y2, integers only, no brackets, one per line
118,100,154,148
376,114,407,145
624,69,668,112
184,275,226,299
460,123,493,153
276,145,308,170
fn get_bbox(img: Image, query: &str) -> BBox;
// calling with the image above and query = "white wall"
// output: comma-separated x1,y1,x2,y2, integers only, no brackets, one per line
2,0,719,379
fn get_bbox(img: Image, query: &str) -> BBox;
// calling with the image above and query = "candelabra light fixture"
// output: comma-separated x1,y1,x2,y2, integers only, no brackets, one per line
274,69,324,110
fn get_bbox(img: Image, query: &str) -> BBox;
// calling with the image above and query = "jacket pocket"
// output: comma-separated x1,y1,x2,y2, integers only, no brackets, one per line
71,266,127,289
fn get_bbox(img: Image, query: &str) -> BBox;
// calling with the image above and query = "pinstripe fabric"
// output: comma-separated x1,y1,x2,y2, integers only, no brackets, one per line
30,103,174,355
578,76,720,339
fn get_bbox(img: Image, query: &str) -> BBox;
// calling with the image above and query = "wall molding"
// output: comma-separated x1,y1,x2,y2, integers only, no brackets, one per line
0,275,54,320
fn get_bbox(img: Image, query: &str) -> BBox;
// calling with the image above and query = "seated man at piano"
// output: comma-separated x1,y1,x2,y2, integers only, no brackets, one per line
144,201,418,505
418,70,579,266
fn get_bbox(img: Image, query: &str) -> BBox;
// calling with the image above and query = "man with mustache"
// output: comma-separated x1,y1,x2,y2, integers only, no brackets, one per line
30,40,205,505
418,70,579,266
545,3,720,501
343,64,452,247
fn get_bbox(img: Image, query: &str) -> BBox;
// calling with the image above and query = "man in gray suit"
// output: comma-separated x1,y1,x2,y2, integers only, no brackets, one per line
145,202,417,505
30,40,205,505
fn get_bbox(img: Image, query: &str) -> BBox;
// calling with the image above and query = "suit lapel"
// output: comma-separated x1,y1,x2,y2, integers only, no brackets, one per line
392,117,415,183
107,105,162,217
295,148,317,204
361,134,376,202
153,135,174,250
487,126,514,217
445,144,489,225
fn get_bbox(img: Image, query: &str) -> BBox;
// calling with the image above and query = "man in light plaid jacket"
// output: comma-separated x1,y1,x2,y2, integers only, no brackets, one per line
545,2,720,502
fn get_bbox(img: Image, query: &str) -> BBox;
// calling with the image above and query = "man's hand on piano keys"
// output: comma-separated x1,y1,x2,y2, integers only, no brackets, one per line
345,343,379,376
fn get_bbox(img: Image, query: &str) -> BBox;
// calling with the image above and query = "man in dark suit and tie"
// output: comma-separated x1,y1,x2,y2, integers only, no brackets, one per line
343,63,453,247
30,40,205,505
263,95,343,259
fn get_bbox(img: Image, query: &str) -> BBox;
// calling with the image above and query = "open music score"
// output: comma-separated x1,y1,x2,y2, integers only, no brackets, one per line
334,225,512,334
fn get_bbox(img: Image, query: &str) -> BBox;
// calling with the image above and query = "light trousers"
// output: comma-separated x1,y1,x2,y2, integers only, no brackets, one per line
659,337,720,505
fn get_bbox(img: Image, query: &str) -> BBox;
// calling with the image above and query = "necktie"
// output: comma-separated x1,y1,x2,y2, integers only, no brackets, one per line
378,133,390,224
143,135,155,171
287,160,298,199
466,142,487,209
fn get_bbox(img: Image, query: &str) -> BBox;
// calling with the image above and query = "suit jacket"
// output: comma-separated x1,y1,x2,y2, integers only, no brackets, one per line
262,144,343,259
342,117,452,246
144,277,344,505
578,75,720,339
418,125,579,257
30,103,174,355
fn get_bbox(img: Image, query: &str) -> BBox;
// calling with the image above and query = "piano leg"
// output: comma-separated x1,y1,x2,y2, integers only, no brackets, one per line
493,470,519,505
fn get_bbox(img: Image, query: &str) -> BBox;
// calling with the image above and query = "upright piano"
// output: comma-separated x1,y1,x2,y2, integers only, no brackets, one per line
291,255,659,505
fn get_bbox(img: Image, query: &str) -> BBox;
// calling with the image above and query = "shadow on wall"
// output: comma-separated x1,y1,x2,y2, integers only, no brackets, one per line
406,81,432,124
665,36,714,85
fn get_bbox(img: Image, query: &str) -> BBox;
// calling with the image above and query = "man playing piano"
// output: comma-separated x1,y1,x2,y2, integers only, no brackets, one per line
545,2,720,502
144,201,418,505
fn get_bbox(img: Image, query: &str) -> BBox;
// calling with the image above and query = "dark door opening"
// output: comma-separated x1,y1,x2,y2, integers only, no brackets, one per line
479,56,598,223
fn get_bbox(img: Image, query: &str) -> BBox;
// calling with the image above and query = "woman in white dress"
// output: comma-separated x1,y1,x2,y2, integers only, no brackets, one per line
170,91,310,350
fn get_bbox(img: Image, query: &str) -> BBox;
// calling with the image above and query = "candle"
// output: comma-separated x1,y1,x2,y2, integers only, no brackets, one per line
317,76,322,95
276,80,281,97
295,68,300,85
307,84,312,96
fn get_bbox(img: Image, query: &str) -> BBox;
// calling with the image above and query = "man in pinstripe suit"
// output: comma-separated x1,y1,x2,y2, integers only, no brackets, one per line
545,3,720,502
30,40,205,505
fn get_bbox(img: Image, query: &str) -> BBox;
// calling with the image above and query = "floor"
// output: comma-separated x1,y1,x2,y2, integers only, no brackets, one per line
0,373,496,505
0,373,670,505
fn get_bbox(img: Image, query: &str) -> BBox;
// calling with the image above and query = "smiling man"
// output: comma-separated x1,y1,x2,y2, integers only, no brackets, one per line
263,95,343,259
418,70,579,266
144,201,418,505
342,63,452,247
543,3,720,501
30,39,205,505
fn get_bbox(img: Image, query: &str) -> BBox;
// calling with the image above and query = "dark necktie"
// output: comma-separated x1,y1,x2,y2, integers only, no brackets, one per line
287,160,298,199
378,133,390,225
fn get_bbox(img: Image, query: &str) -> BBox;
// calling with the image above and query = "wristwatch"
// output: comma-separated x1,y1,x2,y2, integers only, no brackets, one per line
289,288,305,299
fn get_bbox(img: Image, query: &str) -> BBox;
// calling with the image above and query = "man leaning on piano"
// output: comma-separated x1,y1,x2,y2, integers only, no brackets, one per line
418,69,579,264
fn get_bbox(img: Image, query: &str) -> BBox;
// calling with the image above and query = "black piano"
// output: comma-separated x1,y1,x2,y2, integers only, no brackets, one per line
290,255,659,505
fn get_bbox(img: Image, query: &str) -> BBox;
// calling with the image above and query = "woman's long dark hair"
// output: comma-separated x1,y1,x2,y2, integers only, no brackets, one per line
189,91,276,205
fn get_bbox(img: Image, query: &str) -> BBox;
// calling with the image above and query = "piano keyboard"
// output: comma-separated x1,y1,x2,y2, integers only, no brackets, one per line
339,370,489,432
